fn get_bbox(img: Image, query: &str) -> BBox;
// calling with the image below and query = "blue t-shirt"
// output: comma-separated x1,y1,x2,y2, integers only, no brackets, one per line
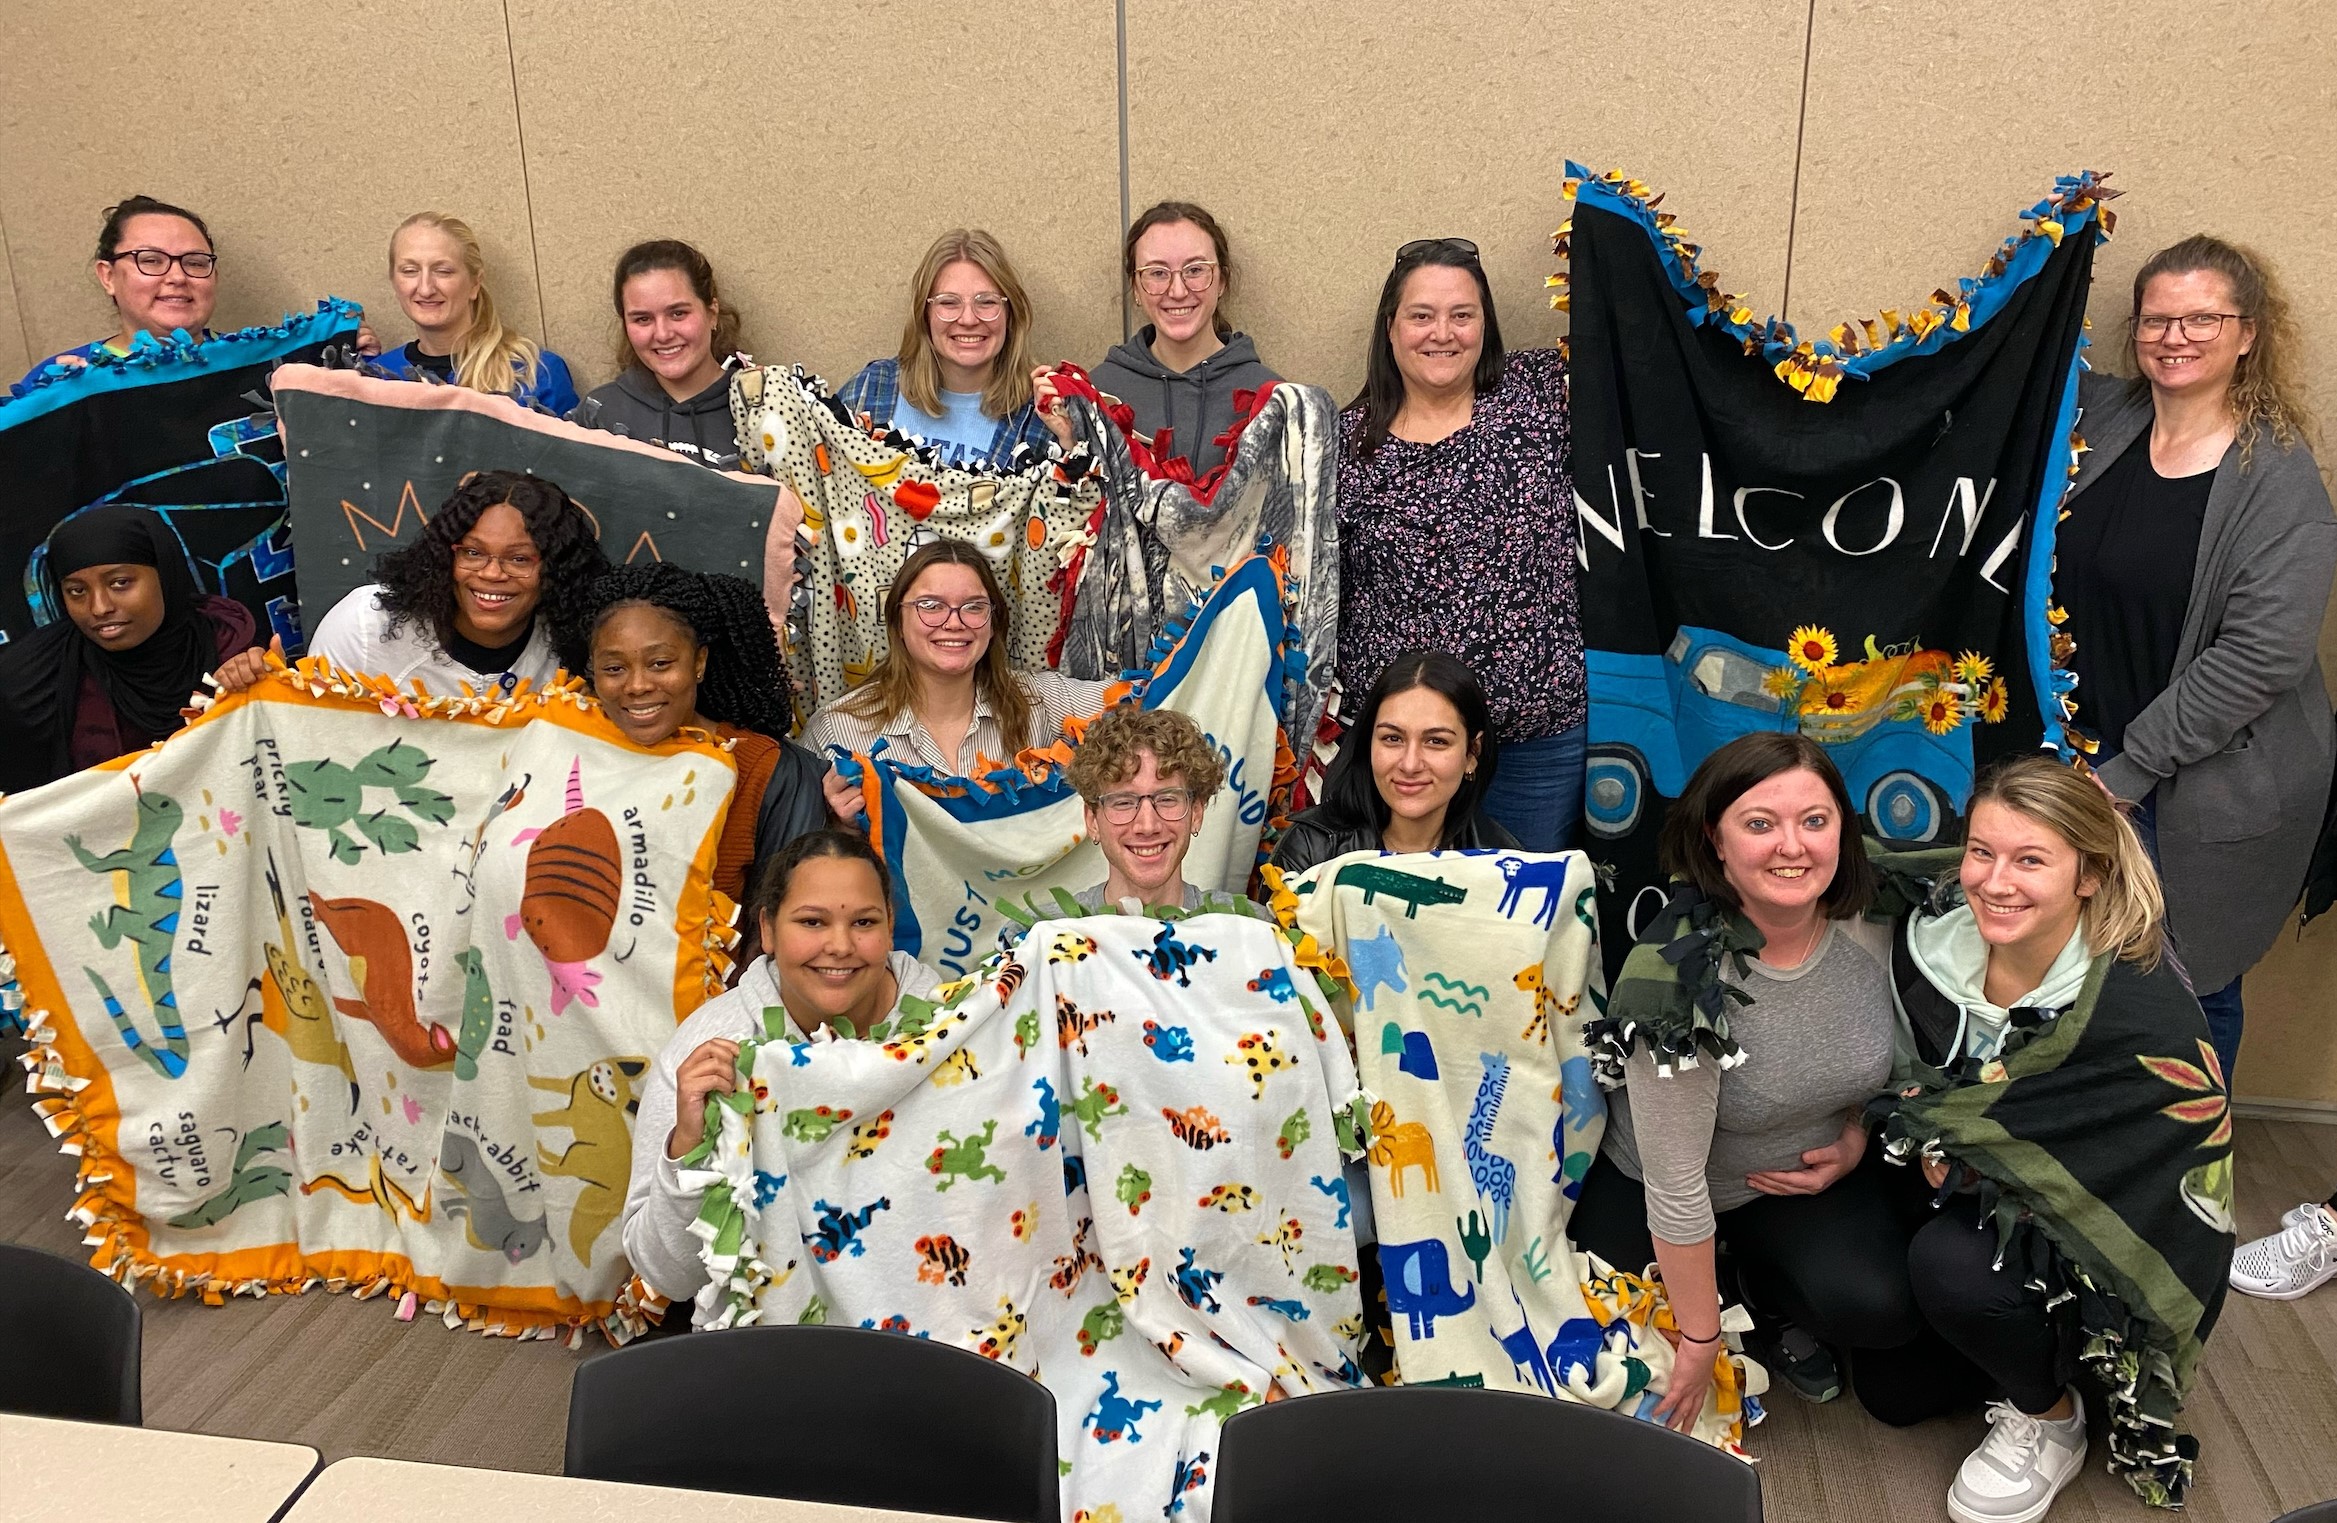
893,387,998,467
12,338,137,397
370,341,579,416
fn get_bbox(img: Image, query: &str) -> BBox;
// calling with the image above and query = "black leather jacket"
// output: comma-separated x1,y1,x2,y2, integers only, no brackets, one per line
1267,805,1519,875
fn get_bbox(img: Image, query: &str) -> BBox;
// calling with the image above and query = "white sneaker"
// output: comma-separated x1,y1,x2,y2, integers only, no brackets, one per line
2230,1201,2337,1300
1947,1392,2087,1523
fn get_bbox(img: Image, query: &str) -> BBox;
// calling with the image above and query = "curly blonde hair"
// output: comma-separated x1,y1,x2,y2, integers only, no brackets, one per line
1067,707,1225,805
2128,234,2316,469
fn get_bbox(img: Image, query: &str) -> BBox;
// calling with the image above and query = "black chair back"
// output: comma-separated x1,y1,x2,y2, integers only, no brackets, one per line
0,1241,142,1424
1211,1386,1761,1523
566,1323,1058,1520
2272,1503,2337,1522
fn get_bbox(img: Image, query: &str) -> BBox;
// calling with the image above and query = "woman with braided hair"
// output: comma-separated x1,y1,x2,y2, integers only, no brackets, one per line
577,562,827,943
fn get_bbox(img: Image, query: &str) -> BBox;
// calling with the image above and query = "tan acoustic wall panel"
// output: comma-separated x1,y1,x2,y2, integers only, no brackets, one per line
0,216,30,383
1790,0,2337,1103
505,0,1126,399
1125,0,1812,401
0,0,539,368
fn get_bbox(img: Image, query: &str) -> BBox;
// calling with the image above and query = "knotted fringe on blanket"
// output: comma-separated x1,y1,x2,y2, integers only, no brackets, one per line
1275,849,1764,1454
731,366,1103,715
5,650,742,1341
837,551,1302,978
688,914,1369,1522
0,299,365,657
1869,855,2234,1508
1049,367,1340,754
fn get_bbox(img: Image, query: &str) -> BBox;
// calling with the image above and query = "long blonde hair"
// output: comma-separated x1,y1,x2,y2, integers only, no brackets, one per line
895,229,1036,421
1967,758,2164,967
389,212,541,397
836,540,1033,751
2129,234,2315,469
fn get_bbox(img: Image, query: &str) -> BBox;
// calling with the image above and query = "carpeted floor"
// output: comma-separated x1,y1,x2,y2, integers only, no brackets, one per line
3,1051,2333,1520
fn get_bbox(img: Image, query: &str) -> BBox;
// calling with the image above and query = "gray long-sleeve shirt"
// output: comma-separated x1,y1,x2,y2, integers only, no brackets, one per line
1600,918,1894,1244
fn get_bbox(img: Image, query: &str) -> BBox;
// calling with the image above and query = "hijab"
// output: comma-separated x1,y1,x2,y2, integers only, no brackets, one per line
0,506,214,790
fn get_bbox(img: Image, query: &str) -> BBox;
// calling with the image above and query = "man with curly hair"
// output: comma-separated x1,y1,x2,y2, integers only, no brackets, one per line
299,469,610,696
1063,706,1265,918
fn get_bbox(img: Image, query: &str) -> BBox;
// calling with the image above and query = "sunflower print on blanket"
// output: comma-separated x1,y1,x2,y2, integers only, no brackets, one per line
688,913,1369,1521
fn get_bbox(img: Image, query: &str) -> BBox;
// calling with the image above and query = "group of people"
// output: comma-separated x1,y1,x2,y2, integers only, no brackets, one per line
9,187,2337,1523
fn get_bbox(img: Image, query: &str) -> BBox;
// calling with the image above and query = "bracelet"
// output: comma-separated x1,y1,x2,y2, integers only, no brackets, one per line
1678,1330,1722,1346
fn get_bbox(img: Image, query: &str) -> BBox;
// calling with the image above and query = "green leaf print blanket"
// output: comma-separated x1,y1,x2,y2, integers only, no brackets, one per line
687,912,1369,1521
1274,848,1765,1454
4,658,741,1337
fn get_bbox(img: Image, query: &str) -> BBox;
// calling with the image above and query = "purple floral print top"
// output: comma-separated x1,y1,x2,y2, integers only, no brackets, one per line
1335,346,1586,742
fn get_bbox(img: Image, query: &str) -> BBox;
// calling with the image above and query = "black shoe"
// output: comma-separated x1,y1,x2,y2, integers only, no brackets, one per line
1745,1320,1843,1404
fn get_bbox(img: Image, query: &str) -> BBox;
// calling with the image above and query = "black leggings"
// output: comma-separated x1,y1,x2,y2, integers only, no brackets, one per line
1569,1148,2060,1424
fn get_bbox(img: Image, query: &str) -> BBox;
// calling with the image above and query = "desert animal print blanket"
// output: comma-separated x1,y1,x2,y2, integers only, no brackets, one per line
5,658,738,1336
689,912,1369,1521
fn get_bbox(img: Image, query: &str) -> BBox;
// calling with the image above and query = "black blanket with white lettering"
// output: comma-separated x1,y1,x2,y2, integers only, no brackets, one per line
1558,167,2106,969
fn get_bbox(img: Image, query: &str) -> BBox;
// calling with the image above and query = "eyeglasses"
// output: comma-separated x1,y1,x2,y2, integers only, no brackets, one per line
2136,312,2243,342
1133,260,1219,296
1396,237,1480,264
111,248,218,279
1096,788,1191,825
453,546,542,576
926,293,1008,323
907,596,992,629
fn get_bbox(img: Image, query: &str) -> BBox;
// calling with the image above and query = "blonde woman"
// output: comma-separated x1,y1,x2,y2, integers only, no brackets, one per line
836,229,1053,468
370,212,577,415
1874,758,2233,1520
2059,235,2335,1085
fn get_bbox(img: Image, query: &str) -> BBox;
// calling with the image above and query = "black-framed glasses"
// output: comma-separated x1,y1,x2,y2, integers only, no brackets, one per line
111,248,218,278
1096,787,1191,825
2136,312,2243,342
1396,237,1479,264
1133,260,1219,296
926,293,1008,323
907,596,992,629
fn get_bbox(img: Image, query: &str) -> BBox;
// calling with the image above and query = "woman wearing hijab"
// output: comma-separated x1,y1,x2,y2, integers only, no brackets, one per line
0,505,265,792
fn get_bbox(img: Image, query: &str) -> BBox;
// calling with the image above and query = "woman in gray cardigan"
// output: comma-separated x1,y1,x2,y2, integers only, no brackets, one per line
2061,234,2335,1085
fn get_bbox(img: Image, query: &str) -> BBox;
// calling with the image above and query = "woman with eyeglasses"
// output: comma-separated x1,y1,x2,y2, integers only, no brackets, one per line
288,470,610,696
804,540,1111,815
14,196,223,391
2059,235,2334,1086
1336,238,1585,854
1052,200,1280,478
835,230,1055,469
366,212,578,416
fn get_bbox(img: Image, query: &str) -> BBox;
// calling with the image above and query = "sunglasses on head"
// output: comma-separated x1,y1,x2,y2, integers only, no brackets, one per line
1396,237,1481,264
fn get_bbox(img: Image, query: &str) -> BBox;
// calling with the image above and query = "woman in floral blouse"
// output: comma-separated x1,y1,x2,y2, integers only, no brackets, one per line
1336,238,1585,851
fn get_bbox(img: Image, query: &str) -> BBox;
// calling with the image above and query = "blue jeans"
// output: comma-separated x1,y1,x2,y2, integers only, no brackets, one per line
1480,722,1587,853
2123,783,2246,1086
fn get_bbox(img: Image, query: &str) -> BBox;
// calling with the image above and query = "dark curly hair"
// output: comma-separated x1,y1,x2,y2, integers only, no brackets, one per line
575,561,792,740
371,470,609,669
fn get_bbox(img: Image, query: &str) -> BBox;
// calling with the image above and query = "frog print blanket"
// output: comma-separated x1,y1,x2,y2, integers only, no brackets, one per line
732,365,1102,715
5,658,738,1337
1276,848,1764,1453
688,913,1369,1521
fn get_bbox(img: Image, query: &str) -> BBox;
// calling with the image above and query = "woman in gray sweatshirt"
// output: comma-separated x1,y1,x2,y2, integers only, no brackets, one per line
1082,201,1281,478
569,240,747,470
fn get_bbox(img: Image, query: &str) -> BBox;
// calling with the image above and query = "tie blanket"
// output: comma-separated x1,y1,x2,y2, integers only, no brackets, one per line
840,552,1298,979
1559,166,2108,976
1049,369,1341,755
731,366,1102,714
4,658,740,1337
0,300,363,652
688,913,1369,1522
1274,848,1762,1453
275,365,794,648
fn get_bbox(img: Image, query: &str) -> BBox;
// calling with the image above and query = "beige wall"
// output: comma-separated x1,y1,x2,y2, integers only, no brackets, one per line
4,1,2333,1099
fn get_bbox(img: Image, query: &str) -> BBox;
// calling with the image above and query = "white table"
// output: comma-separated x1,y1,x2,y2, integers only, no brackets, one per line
281,1457,979,1522
0,1412,321,1522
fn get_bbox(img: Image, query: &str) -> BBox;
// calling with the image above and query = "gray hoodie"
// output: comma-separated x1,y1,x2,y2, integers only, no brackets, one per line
1090,327,1279,477
568,364,741,470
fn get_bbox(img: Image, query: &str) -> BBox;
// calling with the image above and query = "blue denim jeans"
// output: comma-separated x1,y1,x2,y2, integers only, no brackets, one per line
2123,783,2246,1085
1480,723,1588,853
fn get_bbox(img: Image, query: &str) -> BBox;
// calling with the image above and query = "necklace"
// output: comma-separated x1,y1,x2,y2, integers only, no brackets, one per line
1757,916,1826,969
